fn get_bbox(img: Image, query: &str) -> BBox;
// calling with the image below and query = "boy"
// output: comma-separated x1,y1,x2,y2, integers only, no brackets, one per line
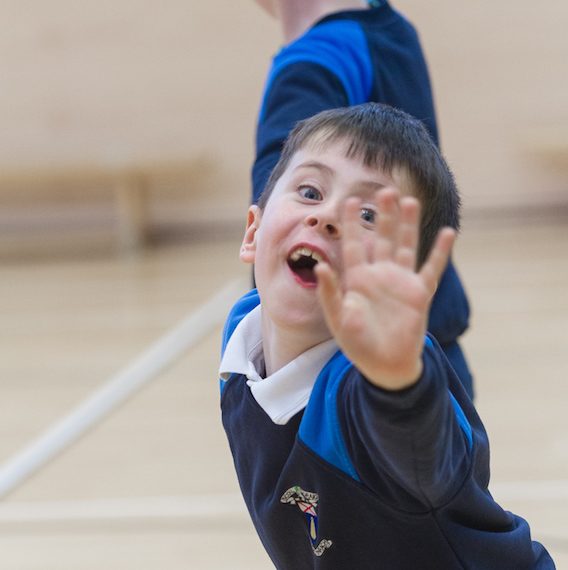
252,0,474,398
220,104,554,569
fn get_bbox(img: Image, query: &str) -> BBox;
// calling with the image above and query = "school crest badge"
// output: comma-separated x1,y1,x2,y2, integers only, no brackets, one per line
281,486,333,556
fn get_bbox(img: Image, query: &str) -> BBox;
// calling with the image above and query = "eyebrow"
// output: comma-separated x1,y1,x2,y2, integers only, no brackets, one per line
293,161,386,195
293,160,335,177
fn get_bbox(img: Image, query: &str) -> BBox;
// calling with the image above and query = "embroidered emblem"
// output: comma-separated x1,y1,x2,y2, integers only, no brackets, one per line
281,486,333,556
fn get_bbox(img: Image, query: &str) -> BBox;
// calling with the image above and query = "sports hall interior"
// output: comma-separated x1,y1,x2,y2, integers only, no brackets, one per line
1,1,567,568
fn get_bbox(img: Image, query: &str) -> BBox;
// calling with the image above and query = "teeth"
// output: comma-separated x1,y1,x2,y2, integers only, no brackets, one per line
289,247,324,263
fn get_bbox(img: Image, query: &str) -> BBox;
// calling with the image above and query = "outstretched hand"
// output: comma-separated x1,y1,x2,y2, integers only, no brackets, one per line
315,189,455,391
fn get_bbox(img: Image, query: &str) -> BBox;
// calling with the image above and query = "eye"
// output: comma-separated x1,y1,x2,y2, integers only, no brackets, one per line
360,207,376,225
298,185,322,201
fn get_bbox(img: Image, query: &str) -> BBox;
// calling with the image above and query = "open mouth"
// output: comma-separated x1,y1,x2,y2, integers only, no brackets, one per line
287,246,324,286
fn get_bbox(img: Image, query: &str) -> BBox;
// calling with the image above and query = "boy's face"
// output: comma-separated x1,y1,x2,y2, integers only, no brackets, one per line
241,139,411,344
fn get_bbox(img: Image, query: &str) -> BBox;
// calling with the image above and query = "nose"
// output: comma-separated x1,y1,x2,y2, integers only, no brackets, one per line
304,206,341,237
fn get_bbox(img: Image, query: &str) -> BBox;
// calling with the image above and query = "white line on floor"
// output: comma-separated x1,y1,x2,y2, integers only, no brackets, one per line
0,277,248,499
0,479,567,525
0,493,248,523
490,479,568,502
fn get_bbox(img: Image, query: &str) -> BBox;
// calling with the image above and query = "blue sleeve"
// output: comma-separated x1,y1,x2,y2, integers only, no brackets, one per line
253,20,374,203
339,337,473,510
221,289,260,355
219,289,260,394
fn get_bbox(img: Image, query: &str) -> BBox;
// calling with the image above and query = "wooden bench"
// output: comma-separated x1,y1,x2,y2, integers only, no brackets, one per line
0,158,210,254
524,127,568,171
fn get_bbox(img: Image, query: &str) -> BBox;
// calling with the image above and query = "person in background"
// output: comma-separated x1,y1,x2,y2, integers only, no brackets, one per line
251,0,474,398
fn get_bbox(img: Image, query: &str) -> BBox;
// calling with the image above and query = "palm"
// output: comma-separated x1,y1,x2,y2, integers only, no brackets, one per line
315,190,455,390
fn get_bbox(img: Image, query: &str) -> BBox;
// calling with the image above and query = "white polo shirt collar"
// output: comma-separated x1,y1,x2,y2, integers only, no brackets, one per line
219,305,338,425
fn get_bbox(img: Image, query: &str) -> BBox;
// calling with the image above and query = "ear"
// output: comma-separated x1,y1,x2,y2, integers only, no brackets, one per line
240,205,261,264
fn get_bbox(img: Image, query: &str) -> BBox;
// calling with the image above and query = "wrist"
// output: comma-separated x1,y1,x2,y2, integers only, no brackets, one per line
364,359,423,391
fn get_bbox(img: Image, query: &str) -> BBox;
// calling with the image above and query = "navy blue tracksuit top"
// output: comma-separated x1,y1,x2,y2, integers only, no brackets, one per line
220,291,555,569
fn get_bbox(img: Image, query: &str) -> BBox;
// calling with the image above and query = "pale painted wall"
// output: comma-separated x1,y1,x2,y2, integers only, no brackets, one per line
0,1,566,232
398,0,568,213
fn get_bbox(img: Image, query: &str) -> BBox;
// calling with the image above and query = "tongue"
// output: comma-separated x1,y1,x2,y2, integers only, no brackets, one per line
294,267,317,284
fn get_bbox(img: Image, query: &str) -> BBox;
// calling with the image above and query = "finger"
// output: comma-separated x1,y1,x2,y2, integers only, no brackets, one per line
342,197,366,270
419,228,456,294
373,189,400,261
315,262,342,333
395,197,420,270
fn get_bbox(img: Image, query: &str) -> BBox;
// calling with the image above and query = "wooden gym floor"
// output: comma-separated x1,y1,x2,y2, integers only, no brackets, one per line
0,216,567,569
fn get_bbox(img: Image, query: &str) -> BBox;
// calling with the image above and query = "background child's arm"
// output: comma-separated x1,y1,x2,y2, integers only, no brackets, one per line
315,189,455,391
253,24,369,203
254,62,349,203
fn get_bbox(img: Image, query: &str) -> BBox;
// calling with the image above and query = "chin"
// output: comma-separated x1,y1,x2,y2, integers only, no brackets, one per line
258,277,328,334
273,303,329,339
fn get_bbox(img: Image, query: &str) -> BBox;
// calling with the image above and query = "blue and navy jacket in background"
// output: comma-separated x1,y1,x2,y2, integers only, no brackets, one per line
252,1,473,397
220,291,554,569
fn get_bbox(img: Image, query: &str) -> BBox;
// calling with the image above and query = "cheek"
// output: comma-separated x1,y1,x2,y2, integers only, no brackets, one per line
262,205,297,239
